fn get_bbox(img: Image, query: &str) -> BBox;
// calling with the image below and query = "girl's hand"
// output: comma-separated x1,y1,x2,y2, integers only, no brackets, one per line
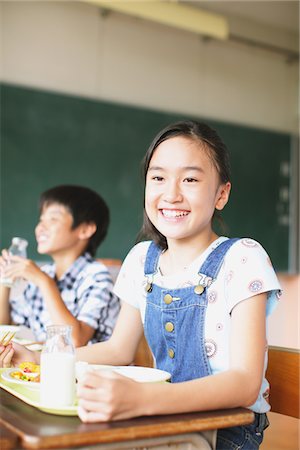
77,370,145,422
0,342,39,368
0,343,14,368
0,255,42,285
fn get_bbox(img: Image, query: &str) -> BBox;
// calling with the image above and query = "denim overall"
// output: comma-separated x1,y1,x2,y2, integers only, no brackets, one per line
144,238,268,450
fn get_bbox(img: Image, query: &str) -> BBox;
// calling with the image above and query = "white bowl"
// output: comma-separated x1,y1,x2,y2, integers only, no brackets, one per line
75,362,170,383
113,366,171,383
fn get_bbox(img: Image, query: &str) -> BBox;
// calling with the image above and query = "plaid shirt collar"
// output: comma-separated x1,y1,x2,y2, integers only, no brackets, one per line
46,252,93,283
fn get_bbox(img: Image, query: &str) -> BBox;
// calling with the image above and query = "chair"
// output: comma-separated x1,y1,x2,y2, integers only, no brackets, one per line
98,258,154,369
260,346,299,450
98,258,122,283
133,333,154,368
266,346,299,418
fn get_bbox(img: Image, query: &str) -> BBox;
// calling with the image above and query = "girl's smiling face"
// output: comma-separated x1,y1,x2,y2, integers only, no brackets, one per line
145,136,231,246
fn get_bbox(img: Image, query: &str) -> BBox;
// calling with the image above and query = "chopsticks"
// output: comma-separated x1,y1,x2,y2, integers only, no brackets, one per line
0,331,16,347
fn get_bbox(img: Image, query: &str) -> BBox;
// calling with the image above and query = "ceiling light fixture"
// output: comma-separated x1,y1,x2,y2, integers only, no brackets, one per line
83,0,229,40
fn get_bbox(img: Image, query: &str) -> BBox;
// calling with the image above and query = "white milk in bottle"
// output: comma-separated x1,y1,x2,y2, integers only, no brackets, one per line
0,237,28,287
40,325,75,407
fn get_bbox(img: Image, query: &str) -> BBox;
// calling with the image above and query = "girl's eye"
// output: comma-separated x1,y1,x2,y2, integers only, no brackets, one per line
184,177,198,183
152,176,164,181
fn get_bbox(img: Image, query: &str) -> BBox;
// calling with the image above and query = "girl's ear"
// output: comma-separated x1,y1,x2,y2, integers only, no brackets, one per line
215,182,231,211
78,222,97,240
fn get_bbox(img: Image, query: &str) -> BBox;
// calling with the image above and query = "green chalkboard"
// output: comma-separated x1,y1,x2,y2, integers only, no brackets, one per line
0,83,291,270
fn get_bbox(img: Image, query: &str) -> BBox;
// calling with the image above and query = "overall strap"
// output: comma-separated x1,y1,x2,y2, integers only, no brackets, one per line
144,238,239,292
144,241,162,276
198,238,240,281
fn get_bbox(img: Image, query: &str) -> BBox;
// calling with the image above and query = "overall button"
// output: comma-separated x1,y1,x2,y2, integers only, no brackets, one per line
168,348,175,359
194,285,205,295
165,322,174,332
164,294,173,304
145,283,152,293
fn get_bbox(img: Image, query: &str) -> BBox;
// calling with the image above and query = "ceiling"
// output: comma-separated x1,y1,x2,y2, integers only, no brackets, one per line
85,0,299,59
185,1,299,34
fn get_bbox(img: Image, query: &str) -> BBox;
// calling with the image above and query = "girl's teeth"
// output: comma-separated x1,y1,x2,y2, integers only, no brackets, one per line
162,210,188,218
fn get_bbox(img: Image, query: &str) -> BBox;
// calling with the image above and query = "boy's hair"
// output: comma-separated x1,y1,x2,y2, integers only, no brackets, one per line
39,185,109,256
138,120,231,250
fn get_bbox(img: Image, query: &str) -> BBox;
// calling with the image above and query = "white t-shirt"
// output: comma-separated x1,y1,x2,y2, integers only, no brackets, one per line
114,236,281,412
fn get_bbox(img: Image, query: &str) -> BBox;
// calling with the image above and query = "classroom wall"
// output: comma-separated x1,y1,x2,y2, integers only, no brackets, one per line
1,1,298,134
268,274,299,349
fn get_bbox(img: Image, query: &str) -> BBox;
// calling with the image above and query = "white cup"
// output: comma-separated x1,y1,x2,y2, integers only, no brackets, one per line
75,361,89,381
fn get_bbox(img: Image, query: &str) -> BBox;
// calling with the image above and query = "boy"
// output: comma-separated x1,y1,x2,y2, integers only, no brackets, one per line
0,185,120,347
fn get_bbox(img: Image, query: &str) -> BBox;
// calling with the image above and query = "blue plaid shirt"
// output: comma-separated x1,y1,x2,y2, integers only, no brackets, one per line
10,253,120,344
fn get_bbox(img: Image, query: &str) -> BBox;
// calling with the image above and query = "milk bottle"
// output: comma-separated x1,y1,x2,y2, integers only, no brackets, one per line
40,325,76,407
0,237,28,287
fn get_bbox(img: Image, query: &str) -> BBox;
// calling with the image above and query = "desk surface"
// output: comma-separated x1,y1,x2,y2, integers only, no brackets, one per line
0,423,18,450
0,388,254,449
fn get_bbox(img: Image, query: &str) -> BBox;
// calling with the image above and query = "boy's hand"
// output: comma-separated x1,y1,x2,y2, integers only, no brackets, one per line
0,255,42,285
0,249,10,278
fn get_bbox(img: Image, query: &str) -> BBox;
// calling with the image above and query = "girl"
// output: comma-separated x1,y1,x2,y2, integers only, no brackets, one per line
1,121,280,449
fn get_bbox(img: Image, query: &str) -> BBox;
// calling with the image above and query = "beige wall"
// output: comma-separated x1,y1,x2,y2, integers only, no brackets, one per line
268,274,300,350
1,1,298,133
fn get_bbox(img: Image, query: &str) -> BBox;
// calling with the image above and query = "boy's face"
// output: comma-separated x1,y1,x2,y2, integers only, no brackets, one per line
35,203,82,257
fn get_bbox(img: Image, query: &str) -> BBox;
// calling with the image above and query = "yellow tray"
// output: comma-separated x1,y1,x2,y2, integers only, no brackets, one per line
0,368,78,416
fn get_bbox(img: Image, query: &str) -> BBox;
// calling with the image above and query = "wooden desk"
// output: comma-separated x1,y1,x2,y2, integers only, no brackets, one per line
0,424,18,450
0,388,254,450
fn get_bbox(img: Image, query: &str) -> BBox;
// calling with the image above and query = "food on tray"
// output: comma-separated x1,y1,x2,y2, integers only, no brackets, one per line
10,361,40,383
19,361,40,373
